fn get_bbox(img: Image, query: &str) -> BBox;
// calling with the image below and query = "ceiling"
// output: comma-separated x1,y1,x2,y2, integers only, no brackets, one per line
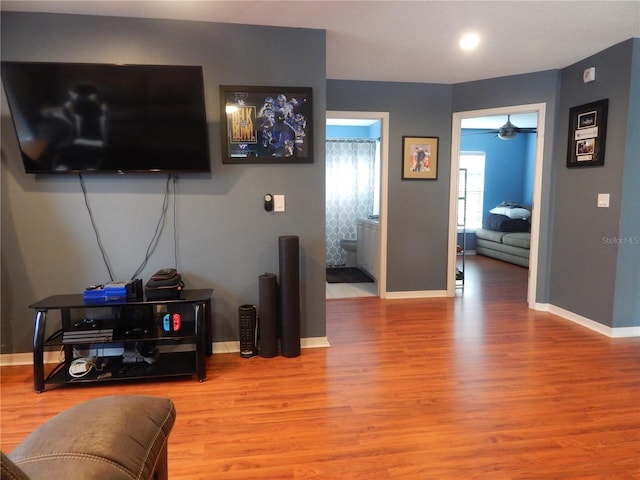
2,1,639,85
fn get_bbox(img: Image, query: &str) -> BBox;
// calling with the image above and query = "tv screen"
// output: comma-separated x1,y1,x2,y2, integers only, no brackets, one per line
1,62,211,174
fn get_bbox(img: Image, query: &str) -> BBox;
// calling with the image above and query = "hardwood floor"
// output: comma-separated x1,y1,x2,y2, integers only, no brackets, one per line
2,256,639,479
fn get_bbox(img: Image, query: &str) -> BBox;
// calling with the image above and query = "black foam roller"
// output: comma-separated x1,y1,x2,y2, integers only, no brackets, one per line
258,273,278,358
278,235,301,357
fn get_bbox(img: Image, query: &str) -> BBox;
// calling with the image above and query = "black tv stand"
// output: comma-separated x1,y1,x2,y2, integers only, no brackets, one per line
29,289,213,393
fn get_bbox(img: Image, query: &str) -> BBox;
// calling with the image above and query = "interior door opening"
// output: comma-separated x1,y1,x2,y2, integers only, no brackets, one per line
326,111,389,299
449,104,546,307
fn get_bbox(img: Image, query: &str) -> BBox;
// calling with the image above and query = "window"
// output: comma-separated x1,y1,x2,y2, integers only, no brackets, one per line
458,152,485,230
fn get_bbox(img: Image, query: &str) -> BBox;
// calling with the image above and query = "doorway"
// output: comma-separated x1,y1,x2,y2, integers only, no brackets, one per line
448,103,546,307
326,111,389,299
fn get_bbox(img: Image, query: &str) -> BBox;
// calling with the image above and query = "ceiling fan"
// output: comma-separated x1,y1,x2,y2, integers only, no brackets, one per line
464,115,537,140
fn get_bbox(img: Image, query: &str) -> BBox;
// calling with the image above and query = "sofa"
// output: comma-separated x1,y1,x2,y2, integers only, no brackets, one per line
474,203,531,268
475,228,530,267
1,395,176,480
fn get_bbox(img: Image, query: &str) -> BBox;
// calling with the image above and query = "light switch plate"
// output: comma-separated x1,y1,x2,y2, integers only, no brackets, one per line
274,194,285,212
597,193,610,208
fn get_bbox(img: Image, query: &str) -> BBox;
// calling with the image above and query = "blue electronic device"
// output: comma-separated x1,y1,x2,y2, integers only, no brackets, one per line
162,314,171,332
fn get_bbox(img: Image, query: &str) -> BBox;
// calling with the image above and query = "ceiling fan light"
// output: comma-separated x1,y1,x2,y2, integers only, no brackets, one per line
497,115,518,139
498,131,517,140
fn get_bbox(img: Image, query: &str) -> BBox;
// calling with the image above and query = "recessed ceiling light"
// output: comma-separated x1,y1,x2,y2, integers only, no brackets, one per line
459,33,480,51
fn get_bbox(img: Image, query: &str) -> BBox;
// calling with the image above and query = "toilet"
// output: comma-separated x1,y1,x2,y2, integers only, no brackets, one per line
339,239,358,267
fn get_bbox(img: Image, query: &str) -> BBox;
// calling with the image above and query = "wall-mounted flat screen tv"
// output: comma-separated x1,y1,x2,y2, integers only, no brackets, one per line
1,62,211,174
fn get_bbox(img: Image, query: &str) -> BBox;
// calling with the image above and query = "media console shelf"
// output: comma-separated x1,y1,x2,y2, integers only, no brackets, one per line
29,289,212,393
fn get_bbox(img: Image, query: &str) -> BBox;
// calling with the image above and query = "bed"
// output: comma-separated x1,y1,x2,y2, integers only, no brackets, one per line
474,203,531,268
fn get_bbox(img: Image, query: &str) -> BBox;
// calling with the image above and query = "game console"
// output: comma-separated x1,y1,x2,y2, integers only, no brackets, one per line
160,313,181,333
122,341,159,364
83,278,143,302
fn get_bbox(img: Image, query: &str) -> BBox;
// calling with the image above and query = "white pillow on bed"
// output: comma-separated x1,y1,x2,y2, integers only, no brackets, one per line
489,206,531,220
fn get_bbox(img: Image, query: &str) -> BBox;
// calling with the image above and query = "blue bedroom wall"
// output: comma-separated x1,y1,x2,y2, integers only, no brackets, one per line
460,129,536,215
327,125,378,139
523,134,537,206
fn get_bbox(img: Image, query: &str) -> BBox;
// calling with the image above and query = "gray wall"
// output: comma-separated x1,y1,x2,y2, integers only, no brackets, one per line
614,39,640,329
550,39,639,328
329,40,638,329
327,81,452,291
1,12,327,353
327,74,560,298
452,70,561,304
1,13,637,354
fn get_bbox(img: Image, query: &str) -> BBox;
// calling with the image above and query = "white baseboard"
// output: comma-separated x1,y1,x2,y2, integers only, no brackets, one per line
535,303,640,338
0,337,331,366
212,336,330,353
1,352,56,366
384,290,449,299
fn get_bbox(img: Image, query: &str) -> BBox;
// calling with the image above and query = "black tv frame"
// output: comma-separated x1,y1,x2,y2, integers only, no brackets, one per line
1,61,211,175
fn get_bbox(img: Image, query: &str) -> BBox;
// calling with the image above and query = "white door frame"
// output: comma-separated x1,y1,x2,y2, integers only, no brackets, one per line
448,103,546,307
326,111,390,298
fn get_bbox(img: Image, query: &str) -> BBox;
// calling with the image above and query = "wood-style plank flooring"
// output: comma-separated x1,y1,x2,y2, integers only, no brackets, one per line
2,256,639,479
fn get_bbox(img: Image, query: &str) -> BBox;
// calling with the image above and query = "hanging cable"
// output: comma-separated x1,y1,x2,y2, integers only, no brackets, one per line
79,174,176,282
172,174,179,270
130,174,172,280
79,174,116,281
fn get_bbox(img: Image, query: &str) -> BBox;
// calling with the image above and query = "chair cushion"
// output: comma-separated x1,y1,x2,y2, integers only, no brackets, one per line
8,395,175,480
1,452,31,480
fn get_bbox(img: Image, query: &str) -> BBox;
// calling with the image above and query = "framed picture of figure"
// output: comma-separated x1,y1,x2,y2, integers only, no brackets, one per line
402,136,438,180
220,85,313,164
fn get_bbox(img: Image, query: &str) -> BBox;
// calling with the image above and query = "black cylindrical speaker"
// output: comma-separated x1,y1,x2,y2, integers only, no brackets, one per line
238,304,257,358
259,273,278,358
278,235,301,357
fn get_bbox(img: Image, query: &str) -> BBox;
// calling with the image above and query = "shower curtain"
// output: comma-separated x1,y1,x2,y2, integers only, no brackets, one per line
326,139,377,266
